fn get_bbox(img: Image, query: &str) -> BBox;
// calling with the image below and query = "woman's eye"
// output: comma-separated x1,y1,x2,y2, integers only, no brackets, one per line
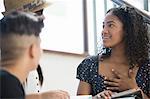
102,24,114,28
108,24,113,27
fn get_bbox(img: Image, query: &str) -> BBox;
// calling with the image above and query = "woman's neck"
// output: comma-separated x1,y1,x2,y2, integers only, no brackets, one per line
109,45,128,64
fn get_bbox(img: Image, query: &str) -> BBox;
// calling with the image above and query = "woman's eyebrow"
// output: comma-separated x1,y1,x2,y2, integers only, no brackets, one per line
103,20,115,24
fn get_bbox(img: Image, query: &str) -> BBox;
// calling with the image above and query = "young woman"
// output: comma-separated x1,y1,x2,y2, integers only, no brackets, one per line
76,6,150,99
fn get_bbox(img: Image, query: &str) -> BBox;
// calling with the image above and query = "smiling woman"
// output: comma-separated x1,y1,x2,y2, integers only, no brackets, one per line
76,6,150,99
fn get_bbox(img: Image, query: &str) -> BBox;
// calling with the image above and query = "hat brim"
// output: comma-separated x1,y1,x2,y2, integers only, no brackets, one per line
2,1,51,15
30,1,51,12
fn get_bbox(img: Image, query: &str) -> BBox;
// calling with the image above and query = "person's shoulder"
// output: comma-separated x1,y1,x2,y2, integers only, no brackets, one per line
0,70,21,86
145,59,150,70
0,70,25,98
76,55,99,82
77,54,99,69
78,54,99,68
84,54,99,62
1,70,14,78
0,70,12,78
139,59,150,73
141,59,150,68
1,70,15,87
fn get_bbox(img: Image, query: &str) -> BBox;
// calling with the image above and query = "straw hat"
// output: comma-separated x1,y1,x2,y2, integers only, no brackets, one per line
2,0,51,15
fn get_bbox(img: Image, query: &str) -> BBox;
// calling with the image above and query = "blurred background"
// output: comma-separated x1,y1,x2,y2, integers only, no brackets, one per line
0,0,150,96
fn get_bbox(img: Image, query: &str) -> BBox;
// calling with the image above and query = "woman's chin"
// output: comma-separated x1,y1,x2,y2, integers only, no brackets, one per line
103,44,112,48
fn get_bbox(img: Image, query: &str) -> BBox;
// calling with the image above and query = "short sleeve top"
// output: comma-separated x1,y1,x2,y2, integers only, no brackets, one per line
76,55,150,97
0,70,25,99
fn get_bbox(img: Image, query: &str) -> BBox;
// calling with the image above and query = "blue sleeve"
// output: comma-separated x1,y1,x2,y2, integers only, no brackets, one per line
137,60,150,97
144,61,150,97
76,56,95,84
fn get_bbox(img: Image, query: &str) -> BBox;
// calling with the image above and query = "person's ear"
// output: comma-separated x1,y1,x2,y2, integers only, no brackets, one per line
29,43,37,59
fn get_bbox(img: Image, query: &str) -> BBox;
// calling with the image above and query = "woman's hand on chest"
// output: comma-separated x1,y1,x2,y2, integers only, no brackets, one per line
103,68,139,92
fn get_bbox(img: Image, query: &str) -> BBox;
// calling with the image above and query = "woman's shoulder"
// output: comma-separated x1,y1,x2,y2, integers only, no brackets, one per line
76,55,99,83
86,55,99,60
138,59,150,74
140,59,150,69
81,54,99,64
77,54,99,69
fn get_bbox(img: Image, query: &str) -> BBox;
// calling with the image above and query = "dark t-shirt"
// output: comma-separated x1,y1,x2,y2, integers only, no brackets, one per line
0,70,25,99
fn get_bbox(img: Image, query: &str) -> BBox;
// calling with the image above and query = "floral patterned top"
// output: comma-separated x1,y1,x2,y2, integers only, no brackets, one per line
76,55,150,97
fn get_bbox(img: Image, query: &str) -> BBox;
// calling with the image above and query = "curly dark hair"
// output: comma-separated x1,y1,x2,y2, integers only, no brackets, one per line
102,6,149,69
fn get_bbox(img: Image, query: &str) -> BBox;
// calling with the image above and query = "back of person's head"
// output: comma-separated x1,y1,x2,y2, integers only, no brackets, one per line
1,0,50,86
0,11,44,67
2,0,50,15
104,6,149,68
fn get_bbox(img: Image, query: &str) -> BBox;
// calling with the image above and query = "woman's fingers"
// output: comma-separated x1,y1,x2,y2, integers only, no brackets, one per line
104,80,119,87
106,86,119,91
96,90,112,99
104,76,119,83
103,90,112,98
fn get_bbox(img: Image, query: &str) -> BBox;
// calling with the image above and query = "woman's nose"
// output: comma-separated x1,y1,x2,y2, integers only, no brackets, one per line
102,27,109,35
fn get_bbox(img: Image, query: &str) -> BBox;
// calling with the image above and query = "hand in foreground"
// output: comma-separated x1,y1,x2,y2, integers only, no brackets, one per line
104,69,138,92
41,90,70,99
93,90,113,99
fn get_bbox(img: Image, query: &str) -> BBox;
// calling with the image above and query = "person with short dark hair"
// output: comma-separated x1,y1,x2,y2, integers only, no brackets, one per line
0,11,69,99
76,6,150,99
2,0,50,88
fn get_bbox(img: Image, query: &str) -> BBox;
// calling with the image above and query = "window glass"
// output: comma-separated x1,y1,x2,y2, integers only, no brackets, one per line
41,0,84,54
125,0,144,9
0,0,4,19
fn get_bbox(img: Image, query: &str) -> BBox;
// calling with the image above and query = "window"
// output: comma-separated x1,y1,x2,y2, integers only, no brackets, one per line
0,0,4,19
1,0,149,55
41,0,84,54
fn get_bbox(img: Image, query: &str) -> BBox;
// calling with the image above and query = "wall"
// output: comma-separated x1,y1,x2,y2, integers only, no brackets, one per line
26,51,86,96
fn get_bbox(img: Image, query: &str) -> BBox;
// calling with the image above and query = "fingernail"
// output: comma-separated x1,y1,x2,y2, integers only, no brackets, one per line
129,69,133,73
